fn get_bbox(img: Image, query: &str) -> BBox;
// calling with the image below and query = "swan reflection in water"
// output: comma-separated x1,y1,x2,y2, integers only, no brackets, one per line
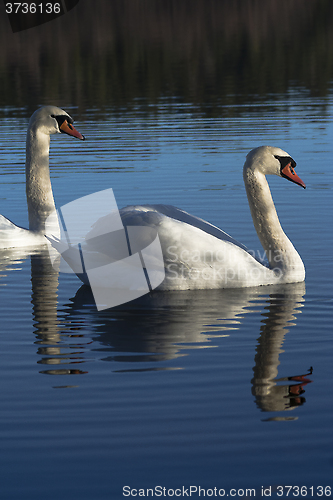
251,290,313,417
69,278,312,417
1,248,312,415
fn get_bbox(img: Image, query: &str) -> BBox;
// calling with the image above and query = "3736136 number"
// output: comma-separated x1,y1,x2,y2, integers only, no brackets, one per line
5,3,61,14
277,486,331,497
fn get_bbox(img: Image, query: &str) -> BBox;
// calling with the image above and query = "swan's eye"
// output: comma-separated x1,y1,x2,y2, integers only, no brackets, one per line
274,155,297,173
51,114,73,130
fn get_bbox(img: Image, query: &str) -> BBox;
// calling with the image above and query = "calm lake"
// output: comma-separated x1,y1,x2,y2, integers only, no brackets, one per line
1,3,333,499
1,92,332,500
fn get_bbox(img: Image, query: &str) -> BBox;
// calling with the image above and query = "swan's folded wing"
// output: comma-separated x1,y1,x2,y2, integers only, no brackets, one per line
120,204,249,252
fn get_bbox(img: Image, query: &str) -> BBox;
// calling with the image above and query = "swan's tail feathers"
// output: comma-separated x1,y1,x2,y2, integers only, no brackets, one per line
0,215,47,248
0,214,17,230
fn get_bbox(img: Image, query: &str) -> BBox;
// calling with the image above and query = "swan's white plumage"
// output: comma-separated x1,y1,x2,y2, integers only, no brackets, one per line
117,204,262,286
117,204,285,290
0,215,47,247
0,105,84,249
50,144,306,290
107,145,306,290
120,204,249,251
1,109,305,290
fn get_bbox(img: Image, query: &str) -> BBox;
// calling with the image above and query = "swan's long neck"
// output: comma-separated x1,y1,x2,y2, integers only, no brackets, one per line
26,127,56,233
243,163,305,282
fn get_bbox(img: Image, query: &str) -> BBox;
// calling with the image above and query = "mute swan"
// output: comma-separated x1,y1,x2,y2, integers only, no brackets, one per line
0,106,85,249
49,146,306,291
120,146,306,289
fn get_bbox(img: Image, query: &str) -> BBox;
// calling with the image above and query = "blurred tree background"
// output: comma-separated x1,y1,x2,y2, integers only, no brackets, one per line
0,0,333,117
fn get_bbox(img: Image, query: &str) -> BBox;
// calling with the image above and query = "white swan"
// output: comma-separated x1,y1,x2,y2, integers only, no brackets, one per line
0,106,84,249
118,146,306,289
48,146,306,291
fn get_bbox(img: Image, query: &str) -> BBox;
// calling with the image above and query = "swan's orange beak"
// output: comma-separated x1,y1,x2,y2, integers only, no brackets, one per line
60,120,85,140
281,163,306,189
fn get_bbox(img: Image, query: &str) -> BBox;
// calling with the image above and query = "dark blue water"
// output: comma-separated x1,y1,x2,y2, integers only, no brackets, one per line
0,95,332,499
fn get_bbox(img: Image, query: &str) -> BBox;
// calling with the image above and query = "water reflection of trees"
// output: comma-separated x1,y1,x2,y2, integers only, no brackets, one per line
1,0,333,115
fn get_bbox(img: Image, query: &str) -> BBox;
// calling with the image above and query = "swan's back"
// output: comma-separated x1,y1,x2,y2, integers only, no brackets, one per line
120,204,248,250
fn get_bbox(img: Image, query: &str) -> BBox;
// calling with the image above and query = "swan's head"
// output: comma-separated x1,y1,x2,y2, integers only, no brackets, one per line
29,105,85,140
245,146,306,189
